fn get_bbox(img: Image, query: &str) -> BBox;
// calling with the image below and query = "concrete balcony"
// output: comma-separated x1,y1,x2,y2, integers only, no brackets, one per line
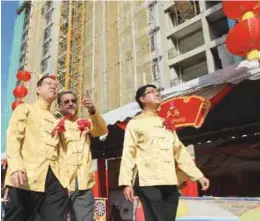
167,15,202,39
204,2,222,18
168,35,226,66
163,1,175,12
168,45,205,66
167,2,222,39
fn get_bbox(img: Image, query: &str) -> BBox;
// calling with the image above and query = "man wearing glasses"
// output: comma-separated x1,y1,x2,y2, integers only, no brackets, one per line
56,90,107,221
119,84,210,221
4,75,68,221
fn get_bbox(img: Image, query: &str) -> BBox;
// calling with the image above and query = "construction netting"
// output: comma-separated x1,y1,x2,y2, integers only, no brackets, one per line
82,1,152,114
2,1,25,157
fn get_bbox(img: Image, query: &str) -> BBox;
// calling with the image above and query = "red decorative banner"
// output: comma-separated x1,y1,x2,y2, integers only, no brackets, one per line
158,96,211,129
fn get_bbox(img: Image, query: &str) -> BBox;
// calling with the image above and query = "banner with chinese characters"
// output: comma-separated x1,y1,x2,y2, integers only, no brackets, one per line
158,96,211,129
94,198,107,221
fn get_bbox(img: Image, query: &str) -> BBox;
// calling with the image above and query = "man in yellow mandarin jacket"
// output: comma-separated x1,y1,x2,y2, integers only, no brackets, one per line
119,84,210,221
57,90,107,221
4,76,68,221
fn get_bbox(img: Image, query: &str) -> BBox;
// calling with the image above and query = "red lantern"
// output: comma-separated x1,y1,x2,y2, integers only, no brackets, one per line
223,1,260,20
16,70,31,82
13,85,28,98
226,17,260,57
11,100,24,110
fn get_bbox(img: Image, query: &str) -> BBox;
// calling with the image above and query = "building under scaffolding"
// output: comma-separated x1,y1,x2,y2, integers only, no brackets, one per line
57,1,85,116
56,1,153,116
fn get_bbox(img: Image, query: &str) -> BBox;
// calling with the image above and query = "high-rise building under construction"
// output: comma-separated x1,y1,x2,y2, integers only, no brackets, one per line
3,0,237,152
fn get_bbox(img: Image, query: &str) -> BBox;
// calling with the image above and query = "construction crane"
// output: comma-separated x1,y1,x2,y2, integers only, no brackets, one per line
56,0,85,116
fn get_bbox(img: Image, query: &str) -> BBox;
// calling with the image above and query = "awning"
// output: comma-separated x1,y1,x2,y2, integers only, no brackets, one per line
103,60,260,126
92,60,260,159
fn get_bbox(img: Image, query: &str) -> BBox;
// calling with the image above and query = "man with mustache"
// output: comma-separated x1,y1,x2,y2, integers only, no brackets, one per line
4,75,68,221
119,84,210,221
57,90,107,221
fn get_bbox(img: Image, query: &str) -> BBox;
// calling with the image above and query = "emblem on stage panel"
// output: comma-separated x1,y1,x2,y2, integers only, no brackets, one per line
158,96,211,129
94,198,106,220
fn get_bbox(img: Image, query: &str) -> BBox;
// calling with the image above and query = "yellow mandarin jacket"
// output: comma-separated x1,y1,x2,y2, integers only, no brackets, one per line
119,112,204,187
59,112,107,191
5,100,64,192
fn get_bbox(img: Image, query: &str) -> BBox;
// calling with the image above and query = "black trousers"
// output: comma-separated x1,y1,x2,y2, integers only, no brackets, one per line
69,189,95,221
3,167,68,221
135,185,179,221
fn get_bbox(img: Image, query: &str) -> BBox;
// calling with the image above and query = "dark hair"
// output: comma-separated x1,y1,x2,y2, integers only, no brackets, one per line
135,84,157,109
36,75,56,87
57,90,77,105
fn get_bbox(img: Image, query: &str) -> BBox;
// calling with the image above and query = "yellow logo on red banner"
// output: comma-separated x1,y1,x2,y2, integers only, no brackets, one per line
158,96,211,129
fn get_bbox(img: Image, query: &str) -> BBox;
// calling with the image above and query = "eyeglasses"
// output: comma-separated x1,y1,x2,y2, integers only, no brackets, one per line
143,89,161,96
42,81,59,89
63,99,77,105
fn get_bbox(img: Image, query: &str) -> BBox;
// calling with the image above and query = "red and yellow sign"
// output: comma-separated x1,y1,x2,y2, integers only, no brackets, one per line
158,96,211,129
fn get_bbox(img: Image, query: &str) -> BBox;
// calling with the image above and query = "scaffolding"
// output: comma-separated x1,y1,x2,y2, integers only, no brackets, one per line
57,1,153,114
57,0,70,88
57,0,85,116
70,1,85,115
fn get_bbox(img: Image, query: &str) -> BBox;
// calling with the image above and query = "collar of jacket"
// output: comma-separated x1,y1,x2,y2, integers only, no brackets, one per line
141,111,158,117
36,98,52,110
62,115,79,122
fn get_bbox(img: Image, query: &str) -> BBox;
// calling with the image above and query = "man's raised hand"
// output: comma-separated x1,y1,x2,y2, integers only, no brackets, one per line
83,90,96,115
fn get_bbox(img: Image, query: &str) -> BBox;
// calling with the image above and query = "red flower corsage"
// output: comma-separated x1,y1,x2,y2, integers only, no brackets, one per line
77,119,92,136
51,118,67,137
163,115,175,131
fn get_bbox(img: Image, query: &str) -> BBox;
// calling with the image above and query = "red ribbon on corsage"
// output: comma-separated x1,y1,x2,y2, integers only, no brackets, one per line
51,116,71,137
77,119,92,136
163,115,175,131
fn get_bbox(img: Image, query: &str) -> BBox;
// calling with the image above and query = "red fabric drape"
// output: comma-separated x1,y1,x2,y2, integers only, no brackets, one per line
210,85,233,109
92,159,110,220
136,201,145,221
92,158,107,198
181,179,199,196
92,171,99,197
116,121,129,130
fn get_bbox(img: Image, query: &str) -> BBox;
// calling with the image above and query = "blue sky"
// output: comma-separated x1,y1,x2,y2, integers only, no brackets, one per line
1,1,18,113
